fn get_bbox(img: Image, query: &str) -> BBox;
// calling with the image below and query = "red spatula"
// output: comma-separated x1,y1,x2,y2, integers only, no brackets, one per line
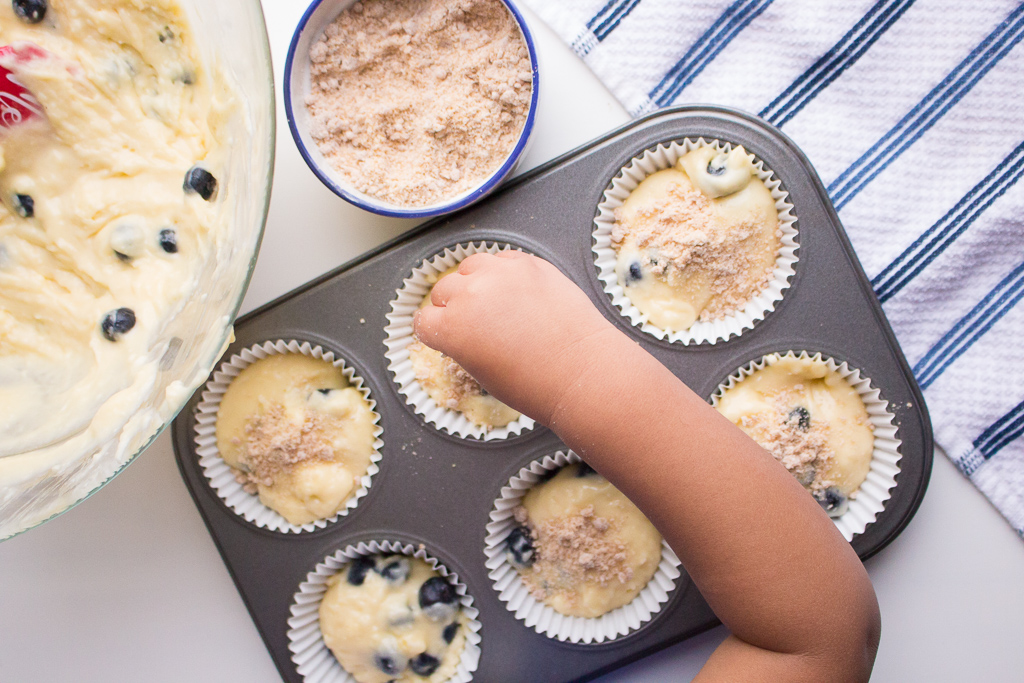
0,42,49,129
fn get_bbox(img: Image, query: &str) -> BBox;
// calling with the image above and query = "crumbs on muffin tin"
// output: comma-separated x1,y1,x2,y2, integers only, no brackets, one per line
305,0,533,207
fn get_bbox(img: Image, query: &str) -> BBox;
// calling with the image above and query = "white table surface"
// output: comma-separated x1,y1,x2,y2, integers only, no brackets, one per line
3,2,1024,681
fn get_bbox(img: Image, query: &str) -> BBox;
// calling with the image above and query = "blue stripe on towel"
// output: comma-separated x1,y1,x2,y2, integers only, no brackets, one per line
914,260,1024,390
975,400,1024,460
648,0,774,108
592,0,643,40
760,0,917,128
828,3,1024,211
586,0,624,29
873,141,1024,303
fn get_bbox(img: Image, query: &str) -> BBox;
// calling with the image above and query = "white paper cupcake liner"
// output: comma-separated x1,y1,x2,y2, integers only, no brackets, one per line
287,540,482,683
193,340,384,534
593,138,799,345
483,450,681,644
384,241,536,441
710,351,902,541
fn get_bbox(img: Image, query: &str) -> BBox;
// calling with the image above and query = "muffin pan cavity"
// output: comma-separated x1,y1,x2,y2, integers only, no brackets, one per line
484,450,681,644
172,106,932,683
593,138,798,345
384,241,536,441
710,351,902,541
194,339,383,534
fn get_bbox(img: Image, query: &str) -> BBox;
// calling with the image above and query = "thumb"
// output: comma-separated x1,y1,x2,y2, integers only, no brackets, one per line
412,305,453,354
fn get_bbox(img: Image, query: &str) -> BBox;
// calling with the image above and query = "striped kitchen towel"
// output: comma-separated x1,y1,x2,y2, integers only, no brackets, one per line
521,0,1024,535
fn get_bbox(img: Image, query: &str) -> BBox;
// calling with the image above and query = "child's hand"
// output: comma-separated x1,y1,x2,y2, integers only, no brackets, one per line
412,252,622,423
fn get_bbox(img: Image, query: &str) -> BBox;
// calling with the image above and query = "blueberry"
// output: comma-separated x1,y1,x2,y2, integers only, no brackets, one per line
101,308,136,341
505,524,535,569
419,576,457,621
706,155,728,177
13,194,34,218
158,26,174,43
346,557,375,586
378,557,410,585
373,652,405,676
537,467,559,483
183,166,218,201
110,222,144,261
159,228,178,254
409,653,440,677
317,388,333,395
575,461,598,478
628,261,643,282
442,622,459,644
796,466,816,487
13,0,46,24
816,487,849,518
787,406,811,431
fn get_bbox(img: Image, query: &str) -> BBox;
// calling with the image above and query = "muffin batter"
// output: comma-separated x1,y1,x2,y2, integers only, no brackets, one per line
0,1,236,481
506,462,663,618
715,354,875,517
408,266,520,429
611,145,780,331
320,555,467,683
215,354,376,526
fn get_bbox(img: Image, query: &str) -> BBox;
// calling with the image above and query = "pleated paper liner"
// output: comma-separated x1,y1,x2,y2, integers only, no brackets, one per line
193,339,383,533
384,241,536,441
483,450,681,644
287,540,482,683
710,351,902,541
593,138,799,345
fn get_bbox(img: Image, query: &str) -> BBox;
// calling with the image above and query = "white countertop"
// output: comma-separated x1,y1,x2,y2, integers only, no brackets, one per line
3,2,1024,681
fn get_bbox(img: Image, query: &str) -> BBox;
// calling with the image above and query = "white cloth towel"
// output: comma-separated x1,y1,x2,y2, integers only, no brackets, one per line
520,0,1024,535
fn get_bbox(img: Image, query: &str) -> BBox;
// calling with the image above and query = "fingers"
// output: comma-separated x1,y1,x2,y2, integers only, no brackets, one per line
412,305,451,352
429,268,465,307
456,252,496,275
496,249,526,260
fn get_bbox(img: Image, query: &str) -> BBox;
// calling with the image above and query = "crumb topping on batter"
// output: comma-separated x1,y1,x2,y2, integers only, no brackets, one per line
506,463,663,617
735,390,837,495
232,405,337,493
611,180,773,322
715,354,876,518
517,504,635,591
408,342,487,408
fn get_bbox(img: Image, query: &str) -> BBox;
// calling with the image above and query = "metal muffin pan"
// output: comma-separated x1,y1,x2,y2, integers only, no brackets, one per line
171,106,933,683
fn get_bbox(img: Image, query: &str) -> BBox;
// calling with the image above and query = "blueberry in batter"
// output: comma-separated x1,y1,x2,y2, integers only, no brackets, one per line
101,308,136,342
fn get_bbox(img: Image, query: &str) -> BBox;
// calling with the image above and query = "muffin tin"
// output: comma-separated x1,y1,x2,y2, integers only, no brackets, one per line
171,105,933,683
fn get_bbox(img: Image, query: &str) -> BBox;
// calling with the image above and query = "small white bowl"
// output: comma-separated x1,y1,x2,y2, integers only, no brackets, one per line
284,0,540,219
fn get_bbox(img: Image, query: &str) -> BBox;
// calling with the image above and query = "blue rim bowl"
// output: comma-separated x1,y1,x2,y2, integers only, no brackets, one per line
284,0,540,219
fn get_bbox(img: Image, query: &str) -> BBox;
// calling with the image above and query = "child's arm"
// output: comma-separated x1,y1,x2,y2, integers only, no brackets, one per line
414,251,880,683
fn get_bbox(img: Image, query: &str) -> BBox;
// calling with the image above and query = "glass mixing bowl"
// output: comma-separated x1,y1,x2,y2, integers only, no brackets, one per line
0,0,276,540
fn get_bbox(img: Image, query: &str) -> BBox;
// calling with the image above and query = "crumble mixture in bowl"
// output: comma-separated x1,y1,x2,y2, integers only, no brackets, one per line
285,0,539,217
